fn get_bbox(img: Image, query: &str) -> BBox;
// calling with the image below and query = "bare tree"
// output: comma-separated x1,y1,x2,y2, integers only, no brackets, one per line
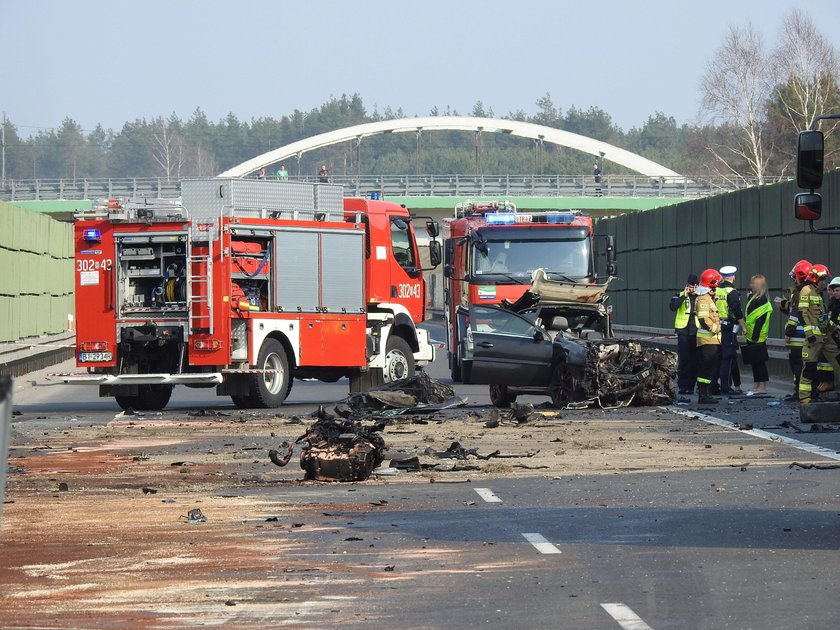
152,116,184,180
770,9,840,133
700,24,772,184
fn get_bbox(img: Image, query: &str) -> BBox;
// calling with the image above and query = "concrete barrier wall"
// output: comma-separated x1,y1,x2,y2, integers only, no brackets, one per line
0,202,74,342
595,170,840,338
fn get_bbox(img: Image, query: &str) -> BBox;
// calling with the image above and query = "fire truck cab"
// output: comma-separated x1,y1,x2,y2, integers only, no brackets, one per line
442,201,614,383
61,179,440,410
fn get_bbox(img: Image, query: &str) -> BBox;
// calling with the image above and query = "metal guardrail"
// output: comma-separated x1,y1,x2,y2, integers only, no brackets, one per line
0,174,792,203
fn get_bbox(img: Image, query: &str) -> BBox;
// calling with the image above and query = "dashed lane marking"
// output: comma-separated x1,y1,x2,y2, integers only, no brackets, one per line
521,532,561,554
474,487,502,503
601,603,654,630
667,406,840,461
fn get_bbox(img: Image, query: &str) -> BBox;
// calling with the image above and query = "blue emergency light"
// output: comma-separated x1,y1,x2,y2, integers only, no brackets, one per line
83,229,102,242
484,212,517,225
546,213,575,223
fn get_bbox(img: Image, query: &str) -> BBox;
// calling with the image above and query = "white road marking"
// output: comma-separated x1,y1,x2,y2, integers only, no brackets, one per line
601,603,654,630
521,532,561,554
474,487,502,503
667,406,840,461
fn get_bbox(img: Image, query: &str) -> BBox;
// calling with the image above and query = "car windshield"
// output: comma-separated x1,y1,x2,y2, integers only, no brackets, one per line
472,233,590,280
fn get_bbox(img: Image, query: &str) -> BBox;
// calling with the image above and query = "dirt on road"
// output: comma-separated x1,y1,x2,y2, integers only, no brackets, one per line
0,404,822,628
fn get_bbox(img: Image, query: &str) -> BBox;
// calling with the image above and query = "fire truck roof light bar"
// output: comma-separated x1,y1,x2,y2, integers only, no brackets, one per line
484,211,576,225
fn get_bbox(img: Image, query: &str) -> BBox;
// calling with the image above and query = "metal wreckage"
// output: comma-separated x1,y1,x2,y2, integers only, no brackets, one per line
268,272,676,483
465,269,677,409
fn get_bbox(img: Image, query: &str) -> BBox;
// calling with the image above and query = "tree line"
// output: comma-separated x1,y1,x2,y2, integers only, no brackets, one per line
2,10,837,183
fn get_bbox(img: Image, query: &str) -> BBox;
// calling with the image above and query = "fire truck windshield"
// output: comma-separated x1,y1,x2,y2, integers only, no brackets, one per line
471,227,590,281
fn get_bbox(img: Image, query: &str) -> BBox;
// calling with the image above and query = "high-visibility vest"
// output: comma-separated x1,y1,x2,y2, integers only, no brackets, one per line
716,286,733,319
674,291,694,330
745,296,773,343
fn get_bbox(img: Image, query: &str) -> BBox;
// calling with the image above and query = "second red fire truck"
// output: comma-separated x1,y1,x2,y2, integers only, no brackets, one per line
57,178,440,410
442,201,615,382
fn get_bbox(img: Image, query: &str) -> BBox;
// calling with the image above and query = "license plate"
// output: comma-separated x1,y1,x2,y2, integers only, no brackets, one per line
79,352,113,362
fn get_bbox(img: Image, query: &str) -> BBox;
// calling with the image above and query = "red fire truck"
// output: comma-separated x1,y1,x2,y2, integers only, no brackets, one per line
442,201,615,382
56,178,440,410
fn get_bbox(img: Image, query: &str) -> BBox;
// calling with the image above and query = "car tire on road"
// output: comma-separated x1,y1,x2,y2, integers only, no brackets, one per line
489,383,516,408
549,364,577,408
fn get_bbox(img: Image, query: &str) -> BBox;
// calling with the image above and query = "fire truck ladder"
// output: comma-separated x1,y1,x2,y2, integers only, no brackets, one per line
187,254,213,334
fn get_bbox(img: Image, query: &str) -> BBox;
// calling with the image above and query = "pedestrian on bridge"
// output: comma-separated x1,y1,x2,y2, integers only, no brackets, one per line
276,164,289,180
695,269,723,405
669,273,699,396
716,266,745,396
743,275,772,395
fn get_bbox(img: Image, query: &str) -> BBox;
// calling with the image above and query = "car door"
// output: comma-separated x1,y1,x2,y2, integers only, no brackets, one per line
467,304,554,386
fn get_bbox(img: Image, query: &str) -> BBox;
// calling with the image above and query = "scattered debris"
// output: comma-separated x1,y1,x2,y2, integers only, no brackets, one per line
390,456,421,471
141,487,158,495
372,467,399,476
341,372,465,417
268,441,294,467
182,508,207,524
383,565,395,572
296,410,385,482
789,462,840,470
187,409,229,417
225,600,237,606
58,482,68,492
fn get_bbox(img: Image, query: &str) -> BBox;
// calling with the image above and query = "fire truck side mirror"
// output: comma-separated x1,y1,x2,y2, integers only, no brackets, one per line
794,192,822,222
429,240,442,268
426,220,440,238
605,235,616,264
797,130,824,190
443,264,455,278
607,263,618,276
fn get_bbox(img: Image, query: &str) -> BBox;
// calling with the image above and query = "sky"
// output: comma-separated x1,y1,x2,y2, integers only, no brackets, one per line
2,0,839,136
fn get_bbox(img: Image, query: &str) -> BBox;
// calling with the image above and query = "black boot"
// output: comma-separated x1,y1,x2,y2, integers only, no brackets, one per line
697,384,718,405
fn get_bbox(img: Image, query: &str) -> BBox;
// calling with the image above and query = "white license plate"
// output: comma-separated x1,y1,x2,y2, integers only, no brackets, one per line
79,352,113,362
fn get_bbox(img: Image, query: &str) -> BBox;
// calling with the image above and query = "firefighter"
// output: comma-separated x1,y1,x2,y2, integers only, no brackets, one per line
669,273,699,396
798,264,840,403
776,260,811,401
716,266,746,396
695,268,723,405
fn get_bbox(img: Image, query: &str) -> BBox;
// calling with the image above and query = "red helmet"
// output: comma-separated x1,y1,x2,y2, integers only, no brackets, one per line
808,263,830,283
700,268,722,289
791,259,812,283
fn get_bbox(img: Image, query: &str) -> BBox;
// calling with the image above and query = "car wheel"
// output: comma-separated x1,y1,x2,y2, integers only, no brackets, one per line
248,338,291,408
549,364,577,408
384,336,414,383
489,383,516,408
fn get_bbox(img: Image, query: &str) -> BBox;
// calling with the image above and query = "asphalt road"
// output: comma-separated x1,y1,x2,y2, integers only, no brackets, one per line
5,321,840,628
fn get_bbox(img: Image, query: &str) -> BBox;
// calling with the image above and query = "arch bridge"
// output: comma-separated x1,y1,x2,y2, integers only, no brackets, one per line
217,116,683,179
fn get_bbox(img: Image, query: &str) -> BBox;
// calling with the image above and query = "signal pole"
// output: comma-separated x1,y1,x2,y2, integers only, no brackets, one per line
1,111,6,185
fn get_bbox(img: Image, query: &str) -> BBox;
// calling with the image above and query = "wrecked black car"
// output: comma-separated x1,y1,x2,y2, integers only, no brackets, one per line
461,270,676,409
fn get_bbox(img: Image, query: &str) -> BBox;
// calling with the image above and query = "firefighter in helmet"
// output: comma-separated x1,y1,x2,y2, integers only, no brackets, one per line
695,268,723,404
776,260,811,400
798,264,840,403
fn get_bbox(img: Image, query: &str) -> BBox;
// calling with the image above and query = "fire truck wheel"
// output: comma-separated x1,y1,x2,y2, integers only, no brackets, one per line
250,338,291,408
114,395,139,411
489,383,516,408
230,395,252,409
383,336,414,383
135,385,173,411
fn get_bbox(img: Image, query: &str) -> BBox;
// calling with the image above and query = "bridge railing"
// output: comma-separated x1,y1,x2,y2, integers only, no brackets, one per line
0,174,792,203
